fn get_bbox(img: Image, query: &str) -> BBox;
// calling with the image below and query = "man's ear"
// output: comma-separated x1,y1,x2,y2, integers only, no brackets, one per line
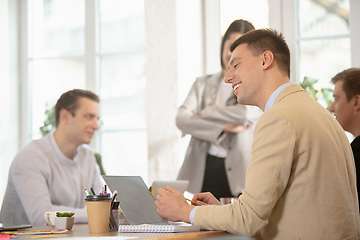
354,95,360,111
261,50,274,70
59,109,71,125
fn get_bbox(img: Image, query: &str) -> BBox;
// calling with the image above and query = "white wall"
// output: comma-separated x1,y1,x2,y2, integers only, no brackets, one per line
144,0,181,183
144,0,205,184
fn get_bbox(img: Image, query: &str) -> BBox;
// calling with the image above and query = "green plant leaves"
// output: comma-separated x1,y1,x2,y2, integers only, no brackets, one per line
56,212,75,217
39,105,56,136
300,76,334,110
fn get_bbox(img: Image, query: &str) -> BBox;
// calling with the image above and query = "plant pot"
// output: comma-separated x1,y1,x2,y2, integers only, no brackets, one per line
55,216,74,230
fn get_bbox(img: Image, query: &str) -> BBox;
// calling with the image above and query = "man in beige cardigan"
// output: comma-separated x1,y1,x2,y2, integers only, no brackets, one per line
155,29,360,239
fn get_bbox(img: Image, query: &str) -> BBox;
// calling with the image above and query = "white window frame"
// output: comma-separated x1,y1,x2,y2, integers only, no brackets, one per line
268,0,360,83
19,0,100,149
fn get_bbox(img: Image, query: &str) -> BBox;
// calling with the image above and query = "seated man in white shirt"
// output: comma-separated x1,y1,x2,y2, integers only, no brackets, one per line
0,89,104,226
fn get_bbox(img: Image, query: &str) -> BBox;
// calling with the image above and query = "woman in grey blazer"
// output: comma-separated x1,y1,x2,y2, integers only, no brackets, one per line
176,19,262,199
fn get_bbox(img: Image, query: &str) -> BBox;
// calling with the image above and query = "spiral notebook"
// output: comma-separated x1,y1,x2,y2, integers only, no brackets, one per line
118,223,200,233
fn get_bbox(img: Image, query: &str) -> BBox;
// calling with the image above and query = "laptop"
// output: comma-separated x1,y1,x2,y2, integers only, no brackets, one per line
151,180,189,196
0,214,32,231
103,176,169,225
0,223,32,231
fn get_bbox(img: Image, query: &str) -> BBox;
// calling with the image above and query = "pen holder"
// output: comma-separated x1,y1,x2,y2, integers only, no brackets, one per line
85,194,112,233
109,201,120,231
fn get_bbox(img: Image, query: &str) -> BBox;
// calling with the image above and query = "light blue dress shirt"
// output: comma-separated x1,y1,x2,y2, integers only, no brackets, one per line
264,82,296,112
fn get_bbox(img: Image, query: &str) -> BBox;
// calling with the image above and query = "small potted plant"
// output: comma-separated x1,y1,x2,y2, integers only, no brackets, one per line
55,212,75,230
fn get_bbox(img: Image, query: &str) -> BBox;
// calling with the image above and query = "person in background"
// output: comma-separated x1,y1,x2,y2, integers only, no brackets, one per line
0,89,104,226
155,29,359,239
176,19,262,199
329,67,360,209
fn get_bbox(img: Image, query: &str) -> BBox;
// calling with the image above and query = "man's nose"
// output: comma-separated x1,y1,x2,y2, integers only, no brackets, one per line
224,69,233,83
329,102,335,113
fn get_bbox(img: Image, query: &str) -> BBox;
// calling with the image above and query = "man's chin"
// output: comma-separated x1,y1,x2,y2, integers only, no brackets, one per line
237,97,254,107
83,138,92,145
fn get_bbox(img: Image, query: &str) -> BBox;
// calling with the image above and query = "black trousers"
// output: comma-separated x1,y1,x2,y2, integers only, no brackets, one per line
201,154,233,199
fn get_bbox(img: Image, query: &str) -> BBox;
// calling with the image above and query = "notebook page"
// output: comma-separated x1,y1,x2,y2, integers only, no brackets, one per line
118,224,200,233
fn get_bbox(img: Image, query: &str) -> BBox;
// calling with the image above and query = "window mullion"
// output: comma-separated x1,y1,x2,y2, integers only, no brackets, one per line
85,0,98,151
21,0,31,148
85,0,97,93
350,0,360,67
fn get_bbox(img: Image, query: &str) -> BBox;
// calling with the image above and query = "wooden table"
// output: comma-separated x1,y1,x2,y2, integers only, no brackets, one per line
4,224,253,239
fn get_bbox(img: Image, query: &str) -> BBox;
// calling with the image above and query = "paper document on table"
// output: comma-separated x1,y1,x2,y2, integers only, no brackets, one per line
118,224,200,233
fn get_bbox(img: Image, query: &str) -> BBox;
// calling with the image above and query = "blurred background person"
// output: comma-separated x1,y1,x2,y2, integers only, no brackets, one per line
0,89,104,226
176,19,262,199
329,67,360,210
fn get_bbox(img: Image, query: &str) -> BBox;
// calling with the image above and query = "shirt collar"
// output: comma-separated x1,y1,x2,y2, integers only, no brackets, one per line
264,82,296,112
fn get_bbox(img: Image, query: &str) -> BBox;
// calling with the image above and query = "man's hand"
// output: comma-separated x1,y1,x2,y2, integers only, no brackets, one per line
155,187,194,223
192,192,222,206
223,123,252,133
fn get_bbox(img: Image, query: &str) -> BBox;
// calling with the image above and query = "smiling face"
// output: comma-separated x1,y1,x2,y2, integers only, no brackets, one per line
66,97,100,145
224,43,263,106
329,80,356,133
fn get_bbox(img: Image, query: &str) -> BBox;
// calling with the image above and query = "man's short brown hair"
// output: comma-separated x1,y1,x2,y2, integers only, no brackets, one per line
331,68,360,101
55,89,100,127
230,28,291,78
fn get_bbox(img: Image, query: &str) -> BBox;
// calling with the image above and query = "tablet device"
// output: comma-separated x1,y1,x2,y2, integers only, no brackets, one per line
151,180,189,195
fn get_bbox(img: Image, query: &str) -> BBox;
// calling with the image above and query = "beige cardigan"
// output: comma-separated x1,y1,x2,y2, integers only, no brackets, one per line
194,84,360,239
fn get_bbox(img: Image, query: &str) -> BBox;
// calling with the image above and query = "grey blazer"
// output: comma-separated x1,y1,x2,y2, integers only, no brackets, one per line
176,72,262,196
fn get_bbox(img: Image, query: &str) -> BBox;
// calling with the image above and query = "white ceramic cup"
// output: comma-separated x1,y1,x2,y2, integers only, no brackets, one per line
44,211,57,227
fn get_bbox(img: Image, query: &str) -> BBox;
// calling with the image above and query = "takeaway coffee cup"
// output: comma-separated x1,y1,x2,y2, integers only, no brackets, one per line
85,194,112,233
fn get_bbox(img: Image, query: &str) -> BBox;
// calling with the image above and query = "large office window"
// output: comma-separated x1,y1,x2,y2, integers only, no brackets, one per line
297,0,350,91
97,0,147,178
26,0,147,179
220,0,269,33
28,0,86,139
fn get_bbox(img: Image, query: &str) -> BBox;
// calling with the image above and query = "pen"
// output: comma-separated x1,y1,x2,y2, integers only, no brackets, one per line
83,185,89,196
163,188,196,204
104,185,107,195
90,188,96,195
186,198,196,204
111,190,118,209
